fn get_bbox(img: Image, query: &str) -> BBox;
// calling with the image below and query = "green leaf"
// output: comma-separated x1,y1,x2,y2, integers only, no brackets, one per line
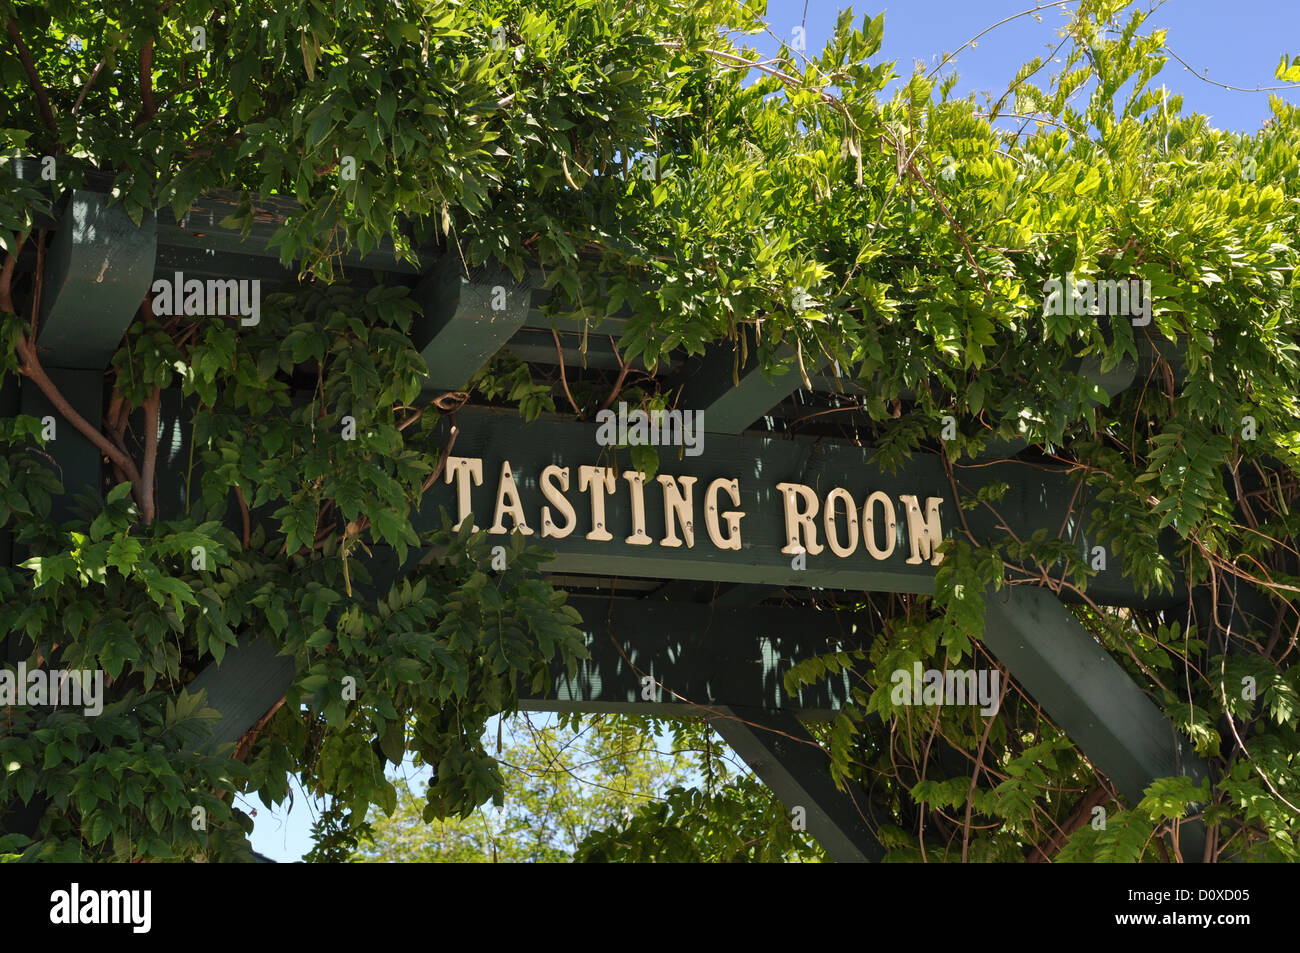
378,90,396,127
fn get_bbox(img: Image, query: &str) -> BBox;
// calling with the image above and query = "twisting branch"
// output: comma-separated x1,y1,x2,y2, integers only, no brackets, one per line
8,237,147,511
343,394,471,546
155,78,202,108
139,39,157,121
72,57,108,117
107,390,132,453
15,337,145,493
553,328,583,418
432,390,469,413
1027,786,1108,862
234,484,251,549
926,0,1083,82
420,420,460,494
960,672,1006,862
140,385,161,524
28,231,45,339
233,695,285,762
215,695,287,800
899,149,991,294
599,335,632,412
397,390,468,431
5,18,57,138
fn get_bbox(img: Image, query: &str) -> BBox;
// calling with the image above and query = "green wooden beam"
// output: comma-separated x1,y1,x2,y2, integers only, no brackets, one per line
674,325,827,434
520,596,862,717
980,584,1208,860
154,242,303,289
185,635,297,752
1191,575,1275,641
506,327,655,372
706,705,884,862
19,190,160,522
413,259,534,392
523,595,887,861
712,583,782,606
155,191,418,275
528,287,631,337
182,587,858,771
37,190,157,369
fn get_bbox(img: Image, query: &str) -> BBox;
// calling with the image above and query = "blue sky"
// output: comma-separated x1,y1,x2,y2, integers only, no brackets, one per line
753,0,1297,132
244,718,511,863
247,0,1299,862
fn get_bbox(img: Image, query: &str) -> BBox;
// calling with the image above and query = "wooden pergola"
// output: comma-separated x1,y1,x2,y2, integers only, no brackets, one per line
4,170,1251,862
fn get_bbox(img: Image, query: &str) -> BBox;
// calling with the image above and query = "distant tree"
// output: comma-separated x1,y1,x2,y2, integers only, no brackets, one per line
353,714,700,862
353,713,825,862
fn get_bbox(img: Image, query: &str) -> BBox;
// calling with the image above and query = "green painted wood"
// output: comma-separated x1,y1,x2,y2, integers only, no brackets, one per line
520,596,862,717
154,243,305,289
676,324,827,434
417,407,1184,608
506,327,656,372
1192,581,1275,645
711,583,781,606
9,181,1216,863
20,191,157,521
155,191,419,275
185,635,297,752
980,584,1208,860
707,706,884,862
413,259,534,392
37,190,157,369
528,287,631,336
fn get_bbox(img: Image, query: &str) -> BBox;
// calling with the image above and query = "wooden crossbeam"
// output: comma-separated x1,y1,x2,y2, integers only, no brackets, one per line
185,635,297,752
673,325,828,434
520,596,863,717
981,585,1209,860
412,258,534,392
706,706,884,862
19,192,157,521
37,190,157,369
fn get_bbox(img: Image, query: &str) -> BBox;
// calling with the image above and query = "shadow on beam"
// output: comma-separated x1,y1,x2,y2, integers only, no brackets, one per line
520,596,866,718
